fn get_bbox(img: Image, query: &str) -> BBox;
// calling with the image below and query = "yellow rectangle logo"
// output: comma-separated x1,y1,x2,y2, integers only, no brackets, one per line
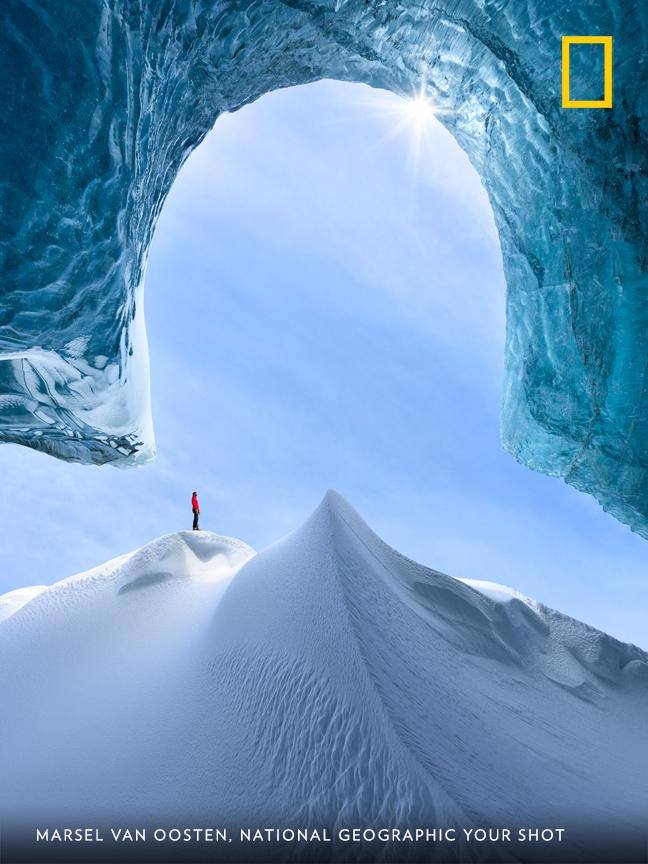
562,36,613,108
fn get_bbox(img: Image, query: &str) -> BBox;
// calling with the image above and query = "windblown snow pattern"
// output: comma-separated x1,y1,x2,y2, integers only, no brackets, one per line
1,492,646,863
0,1,647,537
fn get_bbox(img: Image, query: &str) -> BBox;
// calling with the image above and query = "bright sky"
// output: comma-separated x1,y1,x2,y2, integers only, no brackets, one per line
1,81,646,647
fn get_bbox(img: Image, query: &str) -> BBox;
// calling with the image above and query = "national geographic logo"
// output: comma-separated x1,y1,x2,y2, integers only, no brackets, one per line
562,36,613,108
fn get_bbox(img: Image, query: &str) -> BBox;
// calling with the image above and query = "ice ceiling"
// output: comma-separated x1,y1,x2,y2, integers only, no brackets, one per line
0,1,646,535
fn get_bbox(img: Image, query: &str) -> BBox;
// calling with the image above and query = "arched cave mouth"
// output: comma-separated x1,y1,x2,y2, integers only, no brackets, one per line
0,2,644,536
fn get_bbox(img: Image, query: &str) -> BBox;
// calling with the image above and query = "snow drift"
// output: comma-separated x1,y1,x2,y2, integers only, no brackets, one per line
1,492,646,863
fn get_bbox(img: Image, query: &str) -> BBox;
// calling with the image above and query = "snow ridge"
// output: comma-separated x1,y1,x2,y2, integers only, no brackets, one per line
1,492,646,862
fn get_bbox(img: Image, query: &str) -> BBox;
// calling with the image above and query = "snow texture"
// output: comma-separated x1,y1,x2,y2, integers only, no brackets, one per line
1,492,646,862
0,1,647,537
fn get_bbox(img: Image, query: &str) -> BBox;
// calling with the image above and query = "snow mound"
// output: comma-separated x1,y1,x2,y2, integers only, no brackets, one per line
0,584,48,623
0,531,254,624
1,493,646,862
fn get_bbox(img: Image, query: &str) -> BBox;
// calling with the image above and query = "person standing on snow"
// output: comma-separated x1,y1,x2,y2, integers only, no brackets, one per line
191,491,200,531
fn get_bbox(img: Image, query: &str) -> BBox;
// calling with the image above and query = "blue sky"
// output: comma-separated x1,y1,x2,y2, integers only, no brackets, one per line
1,81,646,647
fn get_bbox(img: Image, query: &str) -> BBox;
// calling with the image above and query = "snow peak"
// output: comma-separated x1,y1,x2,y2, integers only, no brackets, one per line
240,828,331,843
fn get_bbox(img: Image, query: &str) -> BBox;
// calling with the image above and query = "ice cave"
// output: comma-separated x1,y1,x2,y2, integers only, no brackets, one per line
0,2,646,534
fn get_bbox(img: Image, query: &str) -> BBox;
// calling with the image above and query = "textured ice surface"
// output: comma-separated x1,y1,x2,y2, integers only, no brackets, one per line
0,2,646,532
1,492,647,861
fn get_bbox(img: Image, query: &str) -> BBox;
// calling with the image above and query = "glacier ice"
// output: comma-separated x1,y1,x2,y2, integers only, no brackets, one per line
1,492,646,861
0,2,646,533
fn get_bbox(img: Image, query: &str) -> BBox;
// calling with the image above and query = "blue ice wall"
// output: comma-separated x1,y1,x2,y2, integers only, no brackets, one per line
0,2,646,534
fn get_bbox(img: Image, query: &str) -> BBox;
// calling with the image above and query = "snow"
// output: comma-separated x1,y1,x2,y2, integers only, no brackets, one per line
1,492,646,861
460,578,541,610
0,584,48,623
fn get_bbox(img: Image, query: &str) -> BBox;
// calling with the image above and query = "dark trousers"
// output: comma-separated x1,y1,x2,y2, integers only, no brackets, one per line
192,509,200,530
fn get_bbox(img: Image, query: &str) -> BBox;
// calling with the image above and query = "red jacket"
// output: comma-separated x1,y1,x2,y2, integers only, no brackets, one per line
192,494,200,512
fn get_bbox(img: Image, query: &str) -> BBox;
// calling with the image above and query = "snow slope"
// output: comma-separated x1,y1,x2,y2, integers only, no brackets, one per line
1,492,646,862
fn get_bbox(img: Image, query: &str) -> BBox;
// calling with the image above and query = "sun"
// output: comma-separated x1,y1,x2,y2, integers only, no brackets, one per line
333,80,453,182
394,83,445,176
403,90,435,125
